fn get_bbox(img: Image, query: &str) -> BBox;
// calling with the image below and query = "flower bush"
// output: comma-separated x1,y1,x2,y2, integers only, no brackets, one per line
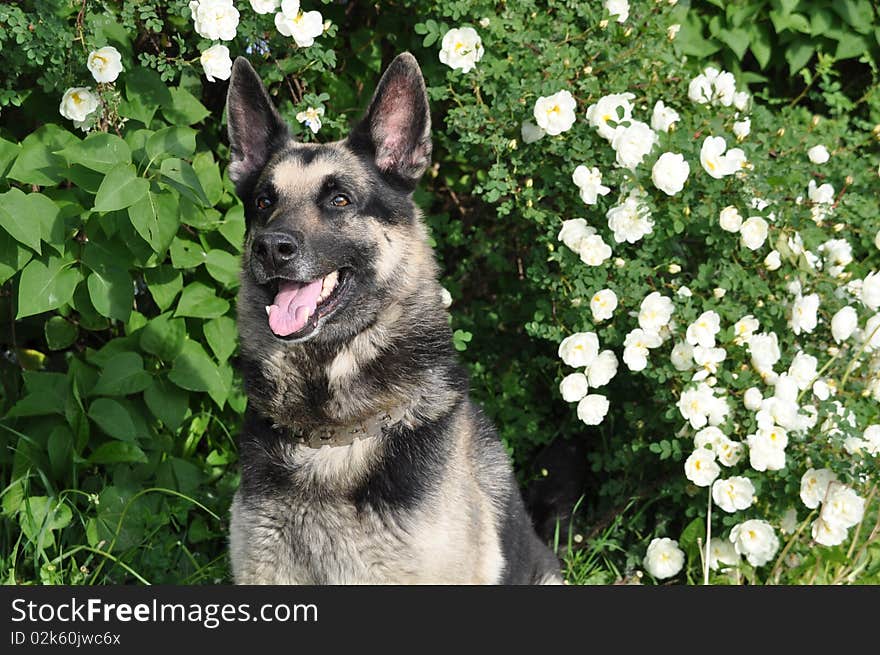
1,0,879,585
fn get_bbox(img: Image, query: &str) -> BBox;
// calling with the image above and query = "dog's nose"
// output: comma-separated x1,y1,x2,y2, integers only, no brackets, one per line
253,231,300,271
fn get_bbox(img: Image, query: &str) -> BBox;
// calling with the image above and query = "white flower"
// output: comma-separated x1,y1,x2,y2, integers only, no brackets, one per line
623,329,661,372
712,70,737,106
479,17,490,28
439,287,453,308
585,92,635,140
808,144,830,164
651,152,690,196
780,508,798,534
861,271,880,311
812,517,849,547
700,136,746,179
86,46,123,84
843,436,868,455
686,311,721,349
743,387,762,411
558,332,599,368
747,425,787,472
650,100,680,133
719,206,742,233
590,289,618,322
577,394,610,425
790,293,820,335
560,373,589,403
817,239,852,278
643,537,684,579
638,292,674,333
59,87,100,127
692,345,726,381
678,383,727,429
606,191,653,244
610,120,657,169
677,285,693,298
863,313,880,351
604,0,629,23
712,476,755,513
788,351,817,390
438,26,484,73
200,44,233,82
708,538,739,571
749,332,780,376
670,341,693,371
296,106,325,133
823,485,865,530
250,0,279,12
578,235,613,266
572,165,611,205
667,24,681,40
739,216,769,250
808,179,835,205
759,250,780,272
275,0,323,47
685,448,720,487
557,218,593,252
190,0,240,41
520,121,545,144
733,118,751,139
688,67,737,106
863,425,880,455
733,91,750,112
717,438,744,467
533,90,577,136
801,469,838,509
730,519,779,567
587,350,618,387
694,425,725,450
729,315,756,347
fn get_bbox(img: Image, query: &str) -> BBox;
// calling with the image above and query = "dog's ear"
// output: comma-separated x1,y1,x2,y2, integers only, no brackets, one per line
350,52,432,187
226,57,289,190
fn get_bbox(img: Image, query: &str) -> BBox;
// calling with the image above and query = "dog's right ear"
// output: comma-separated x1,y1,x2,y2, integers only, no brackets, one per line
226,57,289,191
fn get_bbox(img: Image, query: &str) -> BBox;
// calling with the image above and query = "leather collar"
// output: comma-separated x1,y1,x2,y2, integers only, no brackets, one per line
288,405,408,449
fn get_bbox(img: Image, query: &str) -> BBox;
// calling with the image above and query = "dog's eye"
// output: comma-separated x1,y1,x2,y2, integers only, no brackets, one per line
256,196,273,211
330,194,350,208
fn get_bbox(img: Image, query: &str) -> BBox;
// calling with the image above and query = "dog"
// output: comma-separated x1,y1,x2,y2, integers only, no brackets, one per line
225,52,563,584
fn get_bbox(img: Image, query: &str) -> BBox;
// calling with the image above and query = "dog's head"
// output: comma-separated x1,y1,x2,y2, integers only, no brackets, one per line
226,53,435,348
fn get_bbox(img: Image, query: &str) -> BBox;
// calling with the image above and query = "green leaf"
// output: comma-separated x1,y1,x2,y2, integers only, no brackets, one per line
785,41,815,74
19,496,72,550
168,339,227,407
174,282,230,318
128,190,180,254
6,125,78,186
44,316,78,350
139,312,186,361
93,165,150,213
193,151,224,206
717,27,750,60
16,255,82,319
146,125,197,161
162,86,211,125
835,33,868,59
204,315,237,362
143,266,182,311
0,188,43,254
86,268,133,322
834,0,875,34
170,236,207,269
88,441,148,465
219,204,246,252
124,67,172,126
88,397,137,441
91,352,151,396
144,377,188,431
679,516,706,551
0,230,34,284
55,132,131,173
160,158,209,207
0,136,20,179
748,23,773,69
205,249,240,287
47,425,74,480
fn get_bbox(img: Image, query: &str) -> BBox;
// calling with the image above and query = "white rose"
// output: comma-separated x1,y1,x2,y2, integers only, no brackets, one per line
743,387,763,411
666,24,681,41
749,332,780,373
822,485,865,529
713,70,736,106
250,0,280,13
557,218,593,252
788,351,818,390
716,438,744,467
860,271,880,311
700,136,746,179
719,206,742,232
623,329,662,372
572,165,611,205
275,0,324,47
733,91,750,112
520,121,546,144
747,426,787,472
863,425,880,455
604,0,629,23
733,118,751,139
764,250,782,271
606,191,653,244
578,234,613,266
686,311,721,349
688,73,713,104
812,517,848,547
790,293,820,335
576,394,610,425
808,179,835,205
559,373,589,403
87,46,124,84
739,216,768,251
643,537,684,579
296,106,324,134
864,313,880,351
200,44,233,82
670,341,693,371
730,519,779,567
587,350,618,387
684,448,721,487
590,289,618,322
708,537,740,571
558,332,600,368
732,315,759,345
651,100,680,133
807,144,830,164
712,476,755,513
651,152,690,196
438,27,484,73
59,87,100,125
638,292,674,333
610,120,657,170
585,92,635,140
533,90,577,136
190,0,240,41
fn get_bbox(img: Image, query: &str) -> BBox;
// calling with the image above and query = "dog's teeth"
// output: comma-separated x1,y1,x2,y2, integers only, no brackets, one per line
265,305,272,316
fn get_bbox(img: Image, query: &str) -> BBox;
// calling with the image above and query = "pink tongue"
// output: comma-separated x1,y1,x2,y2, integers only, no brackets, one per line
267,279,324,337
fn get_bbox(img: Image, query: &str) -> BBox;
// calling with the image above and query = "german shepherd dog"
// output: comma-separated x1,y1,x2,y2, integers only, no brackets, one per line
225,52,562,584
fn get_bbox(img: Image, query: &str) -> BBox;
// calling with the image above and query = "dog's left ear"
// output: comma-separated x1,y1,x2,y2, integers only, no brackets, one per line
350,52,432,187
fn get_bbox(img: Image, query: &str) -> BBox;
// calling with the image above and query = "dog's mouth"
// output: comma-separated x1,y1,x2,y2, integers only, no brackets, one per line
264,268,353,339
